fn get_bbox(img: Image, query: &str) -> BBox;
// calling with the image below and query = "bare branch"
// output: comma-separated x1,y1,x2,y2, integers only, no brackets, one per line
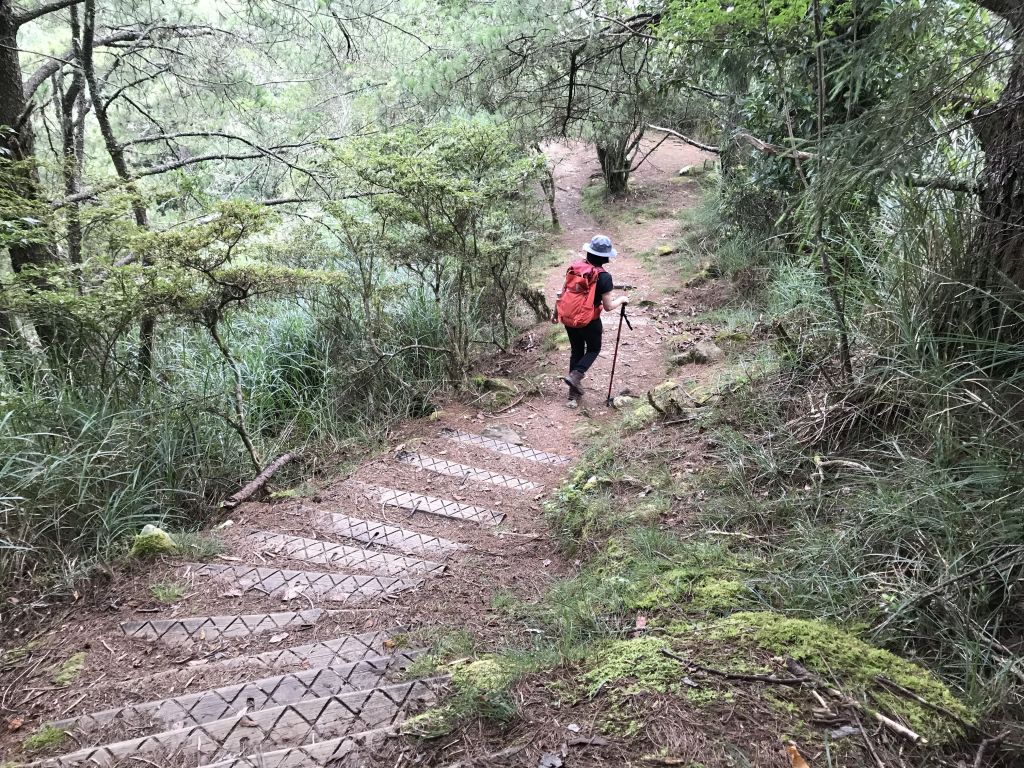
101,66,168,108
53,150,273,207
901,174,980,194
23,29,141,99
12,0,83,27
647,124,720,154
734,130,814,160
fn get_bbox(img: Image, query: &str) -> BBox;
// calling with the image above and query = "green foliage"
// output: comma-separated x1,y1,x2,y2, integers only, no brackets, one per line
173,532,225,561
149,582,186,603
404,655,523,738
52,652,86,686
22,725,66,753
708,612,972,743
543,444,618,554
329,118,544,369
1,116,544,596
130,526,177,558
584,635,685,696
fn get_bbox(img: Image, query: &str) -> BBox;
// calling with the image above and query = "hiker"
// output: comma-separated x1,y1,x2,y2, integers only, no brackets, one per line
554,234,629,403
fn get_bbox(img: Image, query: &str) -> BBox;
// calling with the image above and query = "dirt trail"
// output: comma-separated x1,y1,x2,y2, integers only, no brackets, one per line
0,137,715,767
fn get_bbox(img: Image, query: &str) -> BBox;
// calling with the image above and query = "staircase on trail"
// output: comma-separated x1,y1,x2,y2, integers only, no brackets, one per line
29,427,572,767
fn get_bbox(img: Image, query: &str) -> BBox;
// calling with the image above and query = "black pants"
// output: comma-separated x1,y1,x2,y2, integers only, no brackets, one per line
566,317,603,374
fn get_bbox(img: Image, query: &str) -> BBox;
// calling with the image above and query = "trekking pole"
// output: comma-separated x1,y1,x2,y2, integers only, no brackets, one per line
605,304,632,407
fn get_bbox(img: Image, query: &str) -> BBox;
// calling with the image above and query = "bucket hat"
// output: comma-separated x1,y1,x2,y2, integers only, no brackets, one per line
583,234,617,260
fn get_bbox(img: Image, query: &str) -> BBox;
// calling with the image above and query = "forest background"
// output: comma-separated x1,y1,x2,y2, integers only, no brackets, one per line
2,0,1024,742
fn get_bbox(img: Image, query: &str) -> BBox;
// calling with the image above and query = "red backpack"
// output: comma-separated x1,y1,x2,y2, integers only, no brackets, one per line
556,260,604,328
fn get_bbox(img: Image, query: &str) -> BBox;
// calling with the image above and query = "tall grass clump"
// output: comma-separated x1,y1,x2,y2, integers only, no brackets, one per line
703,181,1024,726
1,119,545,600
0,289,455,599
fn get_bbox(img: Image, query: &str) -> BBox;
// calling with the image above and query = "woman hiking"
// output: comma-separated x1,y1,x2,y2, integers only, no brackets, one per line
553,234,629,405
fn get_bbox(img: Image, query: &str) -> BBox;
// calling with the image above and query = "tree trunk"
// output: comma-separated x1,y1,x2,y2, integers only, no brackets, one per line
58,69,85,268
81,0,155,373
533,145,560,229
969,3,1024,338
978,51,1024,291
0,0,59,344
597,141,630,196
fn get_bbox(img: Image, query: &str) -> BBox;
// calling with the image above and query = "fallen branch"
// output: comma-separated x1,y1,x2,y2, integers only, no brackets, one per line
222,453,294,509
874,676,977,734
660,648,812,686
785,659,927,744
647,389,665,414
491,393,526,414
875,546,1024,633
733,131,815,161
440,742,529,768
854,713,886,768
974,732,1008,768
647,124,720,154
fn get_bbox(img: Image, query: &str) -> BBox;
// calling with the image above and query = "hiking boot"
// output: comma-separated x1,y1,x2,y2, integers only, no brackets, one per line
562,369,585,396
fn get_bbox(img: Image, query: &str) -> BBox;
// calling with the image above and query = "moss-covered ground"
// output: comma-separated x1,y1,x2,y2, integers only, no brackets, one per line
419,352,978,766
405,188,985,768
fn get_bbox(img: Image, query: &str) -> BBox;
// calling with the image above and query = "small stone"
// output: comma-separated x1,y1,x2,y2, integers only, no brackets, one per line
566,723,581,733
612,395,637,409
648,379,694,414
130,525,177,557
582,475,612,490
830,725,859,739
678,164,694,176
473,376,517,393
482,425,524,445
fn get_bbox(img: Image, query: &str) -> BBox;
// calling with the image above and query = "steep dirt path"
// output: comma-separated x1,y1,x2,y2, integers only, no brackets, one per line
0,137,712,768
538,138,711,411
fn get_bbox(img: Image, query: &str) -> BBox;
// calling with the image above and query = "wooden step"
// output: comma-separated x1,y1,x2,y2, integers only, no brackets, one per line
440,427,571,465
395,449,542,491
34,679,439,767
50,652,421,734
199,727,389,768
186,563,421,602
248,530,445,577
366,484,505,526
120,609,332,646
313,511,462,558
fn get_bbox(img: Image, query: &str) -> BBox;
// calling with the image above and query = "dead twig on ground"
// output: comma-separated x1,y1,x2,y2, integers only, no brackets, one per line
439,742,529,767
490,394,526,414
854,713,886,768
660,648,812,686
874,676,975,734
222,452,295,509
974,732,1008,768
785,659,927,744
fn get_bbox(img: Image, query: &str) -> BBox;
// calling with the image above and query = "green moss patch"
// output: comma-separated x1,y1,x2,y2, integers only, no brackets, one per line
149,582,186,603
403,657,518,739
584,636,685,696
130,531,177,557
625,542,754,615
707,611,972,743
23,725,66,752
621,402,658,431
52,651,86,686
